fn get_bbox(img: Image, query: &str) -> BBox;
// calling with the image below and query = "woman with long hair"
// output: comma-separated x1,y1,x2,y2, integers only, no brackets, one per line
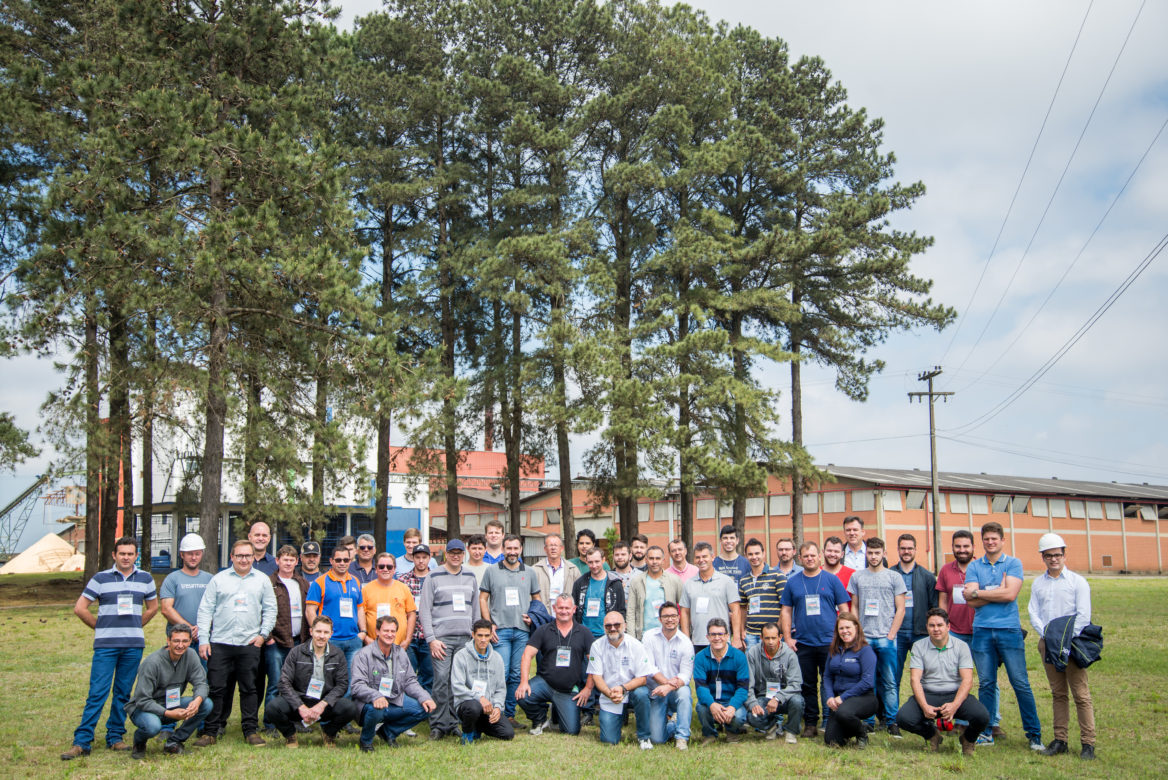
823,611,877,748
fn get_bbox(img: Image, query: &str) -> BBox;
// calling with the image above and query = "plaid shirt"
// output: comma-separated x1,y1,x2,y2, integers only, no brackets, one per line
396,568,428,640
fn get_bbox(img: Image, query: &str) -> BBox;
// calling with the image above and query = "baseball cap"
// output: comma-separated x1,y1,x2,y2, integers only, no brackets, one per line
301,540,321,555
445,539,466,552
413,543,432,556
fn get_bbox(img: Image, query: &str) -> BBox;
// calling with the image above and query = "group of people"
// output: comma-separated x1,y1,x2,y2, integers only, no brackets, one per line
60,516,1098,762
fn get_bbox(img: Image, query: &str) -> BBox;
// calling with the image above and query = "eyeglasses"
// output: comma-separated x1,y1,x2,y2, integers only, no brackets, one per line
660,613,679,620
232,554,253,559
376,564,395,570
707,632,727,638
603,623,623,630
1041,552,1065,559
358,545,375,551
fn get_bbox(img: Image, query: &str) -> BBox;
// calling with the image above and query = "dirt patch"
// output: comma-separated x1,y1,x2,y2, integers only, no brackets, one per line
0,573,87,606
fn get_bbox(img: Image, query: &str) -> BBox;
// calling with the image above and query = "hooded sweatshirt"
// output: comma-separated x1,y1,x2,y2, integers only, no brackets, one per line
450,639,505,710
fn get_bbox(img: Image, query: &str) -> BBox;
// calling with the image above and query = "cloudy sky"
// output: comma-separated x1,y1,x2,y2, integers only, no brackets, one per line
4,0,1166,548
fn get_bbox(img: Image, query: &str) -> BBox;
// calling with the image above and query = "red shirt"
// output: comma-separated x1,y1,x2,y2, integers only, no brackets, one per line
827,565,854,591
935,561,975,636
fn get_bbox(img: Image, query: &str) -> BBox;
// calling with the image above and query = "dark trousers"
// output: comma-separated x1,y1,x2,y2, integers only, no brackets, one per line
897,690,989,745
823,692,877,746
206,643,262,737
456,700,515,741
795,643,830,729
265,696,360,738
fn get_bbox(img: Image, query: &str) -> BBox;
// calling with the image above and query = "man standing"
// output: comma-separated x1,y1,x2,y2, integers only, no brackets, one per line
610,541,636,601
305,546,367,675
846,537,906,735
267,616,360,747
159,534,213,640
349,534,378,585
569,529,604,575
1029,533,1096,760
351,615,436,751
397,540,434,691
249,521,277,576
480,534,541,723
745,623,803,743
895,608,989,756
737,538,787,649
628,546,682,639
194,539,277,747
630,534,649,572
362,553,416,649
891,534,937,694
586,612,654,748
642,602,694,749
822,537,855,590
263,545,309,735
679,542,742,653
61,536,160,760
482,519,505,565
780,541,851,738
572,547,626,639
693,617,749,744
533,533,578,604
463,534,489,584
418,538,480,740
125,623,212,759
403,528,438,571
452,620,514,743
667,538,699,581
773,538,797,579
296,540,322,580
962,522,1044,751
842,516,868,571
713,525,751,583
516,594,595,736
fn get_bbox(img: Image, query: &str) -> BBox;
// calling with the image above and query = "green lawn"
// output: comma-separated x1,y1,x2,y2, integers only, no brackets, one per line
2,574,1164,778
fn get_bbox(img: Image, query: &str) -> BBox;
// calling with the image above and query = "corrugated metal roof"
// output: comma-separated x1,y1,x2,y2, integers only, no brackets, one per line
827,466,1168,501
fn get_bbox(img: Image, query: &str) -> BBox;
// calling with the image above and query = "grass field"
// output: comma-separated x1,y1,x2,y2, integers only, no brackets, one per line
2,572,1165,778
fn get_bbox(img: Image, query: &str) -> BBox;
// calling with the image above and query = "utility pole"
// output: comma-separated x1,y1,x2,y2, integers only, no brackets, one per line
908,367,953,572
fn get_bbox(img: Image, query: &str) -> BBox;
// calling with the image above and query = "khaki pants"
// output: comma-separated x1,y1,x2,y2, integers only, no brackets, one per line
1041,643,1096,746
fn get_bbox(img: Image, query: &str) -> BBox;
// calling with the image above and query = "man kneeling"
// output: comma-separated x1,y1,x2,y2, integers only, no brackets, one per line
351,615,436,751
126,623,212,759
267,616,360,747
896,608,989,755
452,619,514,743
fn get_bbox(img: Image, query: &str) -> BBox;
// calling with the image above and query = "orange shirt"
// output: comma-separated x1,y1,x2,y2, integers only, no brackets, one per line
361,578,417,645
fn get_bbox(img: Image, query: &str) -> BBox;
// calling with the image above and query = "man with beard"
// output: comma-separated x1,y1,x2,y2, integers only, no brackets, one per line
630,534,649,572
822,537,855,590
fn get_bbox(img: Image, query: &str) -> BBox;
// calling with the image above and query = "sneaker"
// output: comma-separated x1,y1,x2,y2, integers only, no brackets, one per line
529,720,547,736
784,731,798,745
676,738,688,750
929,732,944,752
460,732,477,745
61,745,90,761
285,736,298,749
975,733,994,746
1029,737,1045,752
245,733,266,747
404,729,417,737
130,740,148,760
887,723,902,739
800,725,818,739
163,741,185,755
1041,739,1067,756
1080,744,1095,761
108,741,132,751
765,723,780,741
991,725,1006,739
359,741,374,753
639,739,653,750
192,735,216,748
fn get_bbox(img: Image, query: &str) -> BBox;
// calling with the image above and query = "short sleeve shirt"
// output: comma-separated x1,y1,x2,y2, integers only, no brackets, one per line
910,635,974,693
84,566,157,648
935,561,974,635
159,569,212,627
306,572,364,640
679,571,739,644
965,554,1024,629
528,621,594,693
847,568,906,639
780,570,850,647
587,635,656,714
480,562,540,629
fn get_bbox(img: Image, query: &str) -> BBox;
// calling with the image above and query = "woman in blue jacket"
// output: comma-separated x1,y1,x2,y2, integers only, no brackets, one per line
823,611,877,748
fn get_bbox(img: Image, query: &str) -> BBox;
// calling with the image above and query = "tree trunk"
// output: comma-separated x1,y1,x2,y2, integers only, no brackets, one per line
84,305,101,580
140,370,153,570
730,311,746,550
242,370,262,518
677,303,693,555
375,409,390,552
790,343,804,547
199,269,228,571
551,294,575,556
111,311,134,564
506,302,522,536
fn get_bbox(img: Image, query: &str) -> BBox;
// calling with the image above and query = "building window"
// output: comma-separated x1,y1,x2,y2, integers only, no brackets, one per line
1068,501,1085,519
1049,499,1066,518
654,502,676,522
882,491,902,512
970,495,988,515
851,490,875,512
1086,501,1103,520
697,499,716,519
546,509,560,525
1011,495,1030,513
638,503,651,524
949,493,969,514
991,495,1011,513
745,497,765,517
803,493,819,514
720,501,734,519
1101,555,1113,568
822,492,846,513
769,495,791,516
1031,497,1048,516
1104,502,1121,520
1140,505,1157,521
906,491,927,510
521,512,529,527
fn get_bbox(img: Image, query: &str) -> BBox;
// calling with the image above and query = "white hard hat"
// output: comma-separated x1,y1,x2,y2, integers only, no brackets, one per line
1037,533,1066,553
179,533,206,553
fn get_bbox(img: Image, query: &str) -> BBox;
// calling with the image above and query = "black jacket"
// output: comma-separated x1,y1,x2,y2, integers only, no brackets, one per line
571,572,626,624
892,563,938,636
1043,615,1103,671
278,641,349,708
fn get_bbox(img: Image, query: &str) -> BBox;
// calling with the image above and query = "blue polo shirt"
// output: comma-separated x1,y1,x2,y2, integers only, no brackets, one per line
779,570,850,647
83,566,158,649
306,571,364,640
965,553,1024,630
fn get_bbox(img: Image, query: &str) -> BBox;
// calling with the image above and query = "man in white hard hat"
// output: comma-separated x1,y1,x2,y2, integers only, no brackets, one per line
160,534,214,643
1028,533,1095,761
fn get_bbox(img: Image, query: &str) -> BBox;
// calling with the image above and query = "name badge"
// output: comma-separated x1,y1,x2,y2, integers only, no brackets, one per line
865,600,880,617
550,587,562,599
117,593,134,616
340,598,354,619
377,603,392,618
505,587,520,607
378,675,394,697
586,598,601,618
234,595,249,613
471,678,487,697
290,600,302,618
805,594,821,616
620,654,630,668
714,679,722,700
307,677,324,699
165,686,181,708
905,591,914,608
952,586,966,605
651,599,664,611
453,591,467,612
749,595,761,615
766,681,782,699
556,646,572,667
695,596,710,613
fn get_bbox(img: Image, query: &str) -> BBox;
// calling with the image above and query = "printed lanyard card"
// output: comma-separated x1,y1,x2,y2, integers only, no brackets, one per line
453,592,467,612
505,587,520,607
805,594,821,616
556,646,572,667
117,593,134,616
307,677,324,699
165,686,181,708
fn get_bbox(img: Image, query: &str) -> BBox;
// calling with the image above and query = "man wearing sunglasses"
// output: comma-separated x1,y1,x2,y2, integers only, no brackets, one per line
306,546,367,682
349,534,378,585
362,553,417,649
586,612,655,748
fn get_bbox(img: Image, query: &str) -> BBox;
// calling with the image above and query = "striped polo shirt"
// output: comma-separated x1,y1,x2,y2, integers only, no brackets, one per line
738,569,787,636
83,566,157,649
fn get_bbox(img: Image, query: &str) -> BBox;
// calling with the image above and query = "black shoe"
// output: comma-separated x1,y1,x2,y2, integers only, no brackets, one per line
887,723,902,739
130,741,148,760
428,729,444,741
856,735,869,750
345,723,361,735
1080,744,1095,761
359,741,375,753
263,726,280,738
162,741,185,755
1042,739,1068,756
580,712,594,728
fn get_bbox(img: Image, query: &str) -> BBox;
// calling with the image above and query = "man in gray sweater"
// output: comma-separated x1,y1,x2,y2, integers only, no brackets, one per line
350,615,437,751
745,623,804,744
126,623,212,759
452,619,513,743
418,543,480,740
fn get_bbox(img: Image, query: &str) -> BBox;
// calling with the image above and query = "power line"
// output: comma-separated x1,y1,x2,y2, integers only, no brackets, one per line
951,432,1168,475
940,435,1168,482
938,0,1095,366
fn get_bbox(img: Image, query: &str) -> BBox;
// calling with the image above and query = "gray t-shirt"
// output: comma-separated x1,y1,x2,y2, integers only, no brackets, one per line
910,635,974,693
847,567,906,638
480,562,540,630
159,569,214,626
679,571,738,645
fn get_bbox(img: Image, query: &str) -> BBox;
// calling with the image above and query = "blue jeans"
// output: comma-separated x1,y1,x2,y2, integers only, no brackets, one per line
360,696,428,745
649,685,692,742
971,627,1041,741
696,702,747,737
895,631,926,691
868,636,900,723
745,694,804,734
518,676,582,735
333,635,364,695
262,643,290,727
72,646,143,749
491,627,528,718
406,640,433,693
743,633,761,650
597,686,650,744
130,697,213,744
